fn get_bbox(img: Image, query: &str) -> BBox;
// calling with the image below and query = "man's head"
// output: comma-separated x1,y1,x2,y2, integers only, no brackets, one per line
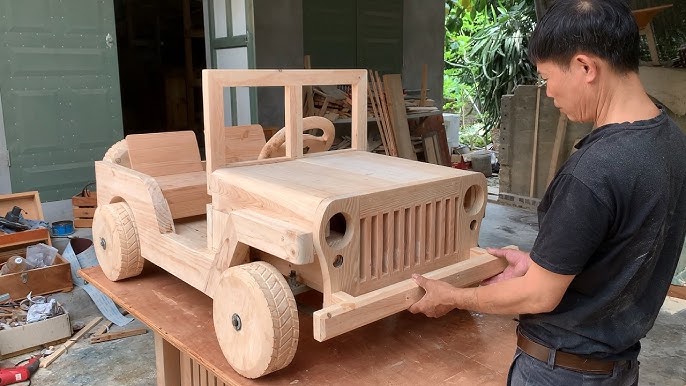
528,0,642,122
529,0,640,73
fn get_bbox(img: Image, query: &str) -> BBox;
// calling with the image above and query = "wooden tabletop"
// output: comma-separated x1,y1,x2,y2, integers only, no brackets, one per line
80,264,517,385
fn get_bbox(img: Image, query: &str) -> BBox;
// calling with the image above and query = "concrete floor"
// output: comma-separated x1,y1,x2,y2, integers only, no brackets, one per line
5,199,685,385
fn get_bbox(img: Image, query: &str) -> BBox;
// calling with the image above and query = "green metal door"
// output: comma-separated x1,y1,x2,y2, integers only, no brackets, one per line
0,0,124,202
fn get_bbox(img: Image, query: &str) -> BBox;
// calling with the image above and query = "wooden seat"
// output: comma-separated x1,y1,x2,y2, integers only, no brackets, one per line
126,131,210,219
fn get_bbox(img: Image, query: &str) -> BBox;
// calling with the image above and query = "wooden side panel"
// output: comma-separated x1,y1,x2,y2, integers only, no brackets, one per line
95,162,214,294
0,254,72,300
126,131,204,177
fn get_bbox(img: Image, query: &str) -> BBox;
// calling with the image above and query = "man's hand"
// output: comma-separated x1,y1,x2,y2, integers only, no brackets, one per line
481,248,532,285
408,274,463,318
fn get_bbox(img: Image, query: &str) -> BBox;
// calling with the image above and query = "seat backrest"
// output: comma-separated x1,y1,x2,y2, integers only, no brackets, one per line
126,131,203,177
222,124,267,165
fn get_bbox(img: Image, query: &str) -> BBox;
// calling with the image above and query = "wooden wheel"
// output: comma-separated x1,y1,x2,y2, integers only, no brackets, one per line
258,116,335,159
103,139,130,167
213,261,299,378
92,202,144,281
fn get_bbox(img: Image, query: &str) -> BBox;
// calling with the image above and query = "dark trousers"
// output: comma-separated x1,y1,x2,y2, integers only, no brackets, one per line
507,348,639,386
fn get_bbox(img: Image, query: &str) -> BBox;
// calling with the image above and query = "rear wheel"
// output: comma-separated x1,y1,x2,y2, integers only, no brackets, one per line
92,202,143,281
213,261,299,378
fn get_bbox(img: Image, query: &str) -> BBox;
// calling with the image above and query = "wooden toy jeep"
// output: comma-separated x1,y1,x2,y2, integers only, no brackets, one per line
92,69,506,379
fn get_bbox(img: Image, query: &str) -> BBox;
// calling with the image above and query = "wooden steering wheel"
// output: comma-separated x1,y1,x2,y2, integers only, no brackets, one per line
258,116,335,159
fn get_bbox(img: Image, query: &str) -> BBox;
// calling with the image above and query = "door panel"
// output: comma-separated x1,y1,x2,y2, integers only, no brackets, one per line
0,0,124,202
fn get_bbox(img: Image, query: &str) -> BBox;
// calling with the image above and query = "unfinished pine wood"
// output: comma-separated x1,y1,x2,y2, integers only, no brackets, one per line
89,327,148,343
383,74,417,160
530,86,542,197
314,248,507,341
81,265,517,386
126,131,210,219
420,63,428,107
40,316,102,368
547,113,568,186
213,262,299,378
93,69,502,379
222,124,267,164
258,116,335,159
127,131,203,177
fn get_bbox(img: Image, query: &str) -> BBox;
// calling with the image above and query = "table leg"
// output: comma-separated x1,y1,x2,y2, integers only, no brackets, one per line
155,332,181,386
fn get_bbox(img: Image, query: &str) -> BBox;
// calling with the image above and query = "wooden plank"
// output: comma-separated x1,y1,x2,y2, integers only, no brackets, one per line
0,228,51,249
127,131,204,177
668,284,686,300
90,327,148,344
419,63,428,107
155,333,181,386
529,87,542,197
81,265,517,386
40,316,103,368
411,114,452,167
423,132,440,165
313,248,507,341
369,72,395,156
230,209,314,265
546,113,568,186
71,195,97,207
303,55,315,117
74,218,93,228
73,207,96,218
383,74,417,160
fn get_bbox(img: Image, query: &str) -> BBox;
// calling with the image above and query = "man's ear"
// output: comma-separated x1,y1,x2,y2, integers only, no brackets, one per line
573,54,598,83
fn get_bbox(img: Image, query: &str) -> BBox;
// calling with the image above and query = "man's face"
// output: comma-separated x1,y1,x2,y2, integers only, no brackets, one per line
536,60,593,123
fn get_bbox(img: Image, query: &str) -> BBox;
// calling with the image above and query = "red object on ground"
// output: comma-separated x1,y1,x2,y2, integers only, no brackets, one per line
0,357,39,385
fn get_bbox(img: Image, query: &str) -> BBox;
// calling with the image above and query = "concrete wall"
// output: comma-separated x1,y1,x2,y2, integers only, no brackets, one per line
252,1,445,127
253,0,304,128
498,85,592,199
402,0,445,108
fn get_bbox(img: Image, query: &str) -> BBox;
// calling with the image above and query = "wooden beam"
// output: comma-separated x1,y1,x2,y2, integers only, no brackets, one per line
383,74,417,160
90,327,148,344
312,248,507,341
529,87,541,197
546,113,568,186
419,64,428,107
40,316,103,368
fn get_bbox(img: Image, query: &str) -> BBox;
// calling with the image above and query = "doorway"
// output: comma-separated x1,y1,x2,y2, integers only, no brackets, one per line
113,0,207,146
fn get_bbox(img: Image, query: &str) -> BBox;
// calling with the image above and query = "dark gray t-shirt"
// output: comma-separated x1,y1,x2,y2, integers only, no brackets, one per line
520,108,686,361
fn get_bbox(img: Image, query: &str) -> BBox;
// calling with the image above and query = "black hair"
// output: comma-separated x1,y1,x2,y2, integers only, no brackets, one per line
528,0,640,73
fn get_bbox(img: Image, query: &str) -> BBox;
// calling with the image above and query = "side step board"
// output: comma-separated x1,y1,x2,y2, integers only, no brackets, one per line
313,247,508,341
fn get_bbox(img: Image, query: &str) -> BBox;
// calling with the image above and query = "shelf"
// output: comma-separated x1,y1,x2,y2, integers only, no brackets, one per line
333,110,442,124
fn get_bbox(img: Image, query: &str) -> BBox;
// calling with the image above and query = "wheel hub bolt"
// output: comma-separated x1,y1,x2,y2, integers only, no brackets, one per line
232,313,242,331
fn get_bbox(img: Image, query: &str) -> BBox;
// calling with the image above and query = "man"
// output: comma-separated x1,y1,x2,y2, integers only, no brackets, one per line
408,0,686,385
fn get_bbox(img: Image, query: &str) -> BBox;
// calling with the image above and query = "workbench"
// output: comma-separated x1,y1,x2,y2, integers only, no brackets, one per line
80,264,517,385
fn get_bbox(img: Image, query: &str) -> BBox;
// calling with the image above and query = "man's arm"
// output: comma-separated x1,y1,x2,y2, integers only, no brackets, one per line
408,258,575,317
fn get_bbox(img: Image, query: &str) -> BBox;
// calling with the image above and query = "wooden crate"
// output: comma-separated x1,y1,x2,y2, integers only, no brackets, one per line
0,312,72,359
72,191,97,228
0,191,73,300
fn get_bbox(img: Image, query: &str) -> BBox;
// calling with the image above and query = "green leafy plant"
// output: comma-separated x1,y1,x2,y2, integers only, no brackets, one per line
444,0,538,134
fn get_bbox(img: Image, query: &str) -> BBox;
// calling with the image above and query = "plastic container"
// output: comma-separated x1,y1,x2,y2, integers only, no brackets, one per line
26,243,59,268
442,113,462,149
0,256,29,275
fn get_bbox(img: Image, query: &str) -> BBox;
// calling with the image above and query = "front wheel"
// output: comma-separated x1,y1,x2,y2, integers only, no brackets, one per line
213,261,299,378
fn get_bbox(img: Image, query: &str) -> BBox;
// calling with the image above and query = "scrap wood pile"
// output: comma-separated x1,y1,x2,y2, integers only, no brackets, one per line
304,70,440,158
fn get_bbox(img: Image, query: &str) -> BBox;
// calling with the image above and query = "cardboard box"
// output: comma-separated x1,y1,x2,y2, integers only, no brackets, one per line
0,312,72,359
0,191,73,300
